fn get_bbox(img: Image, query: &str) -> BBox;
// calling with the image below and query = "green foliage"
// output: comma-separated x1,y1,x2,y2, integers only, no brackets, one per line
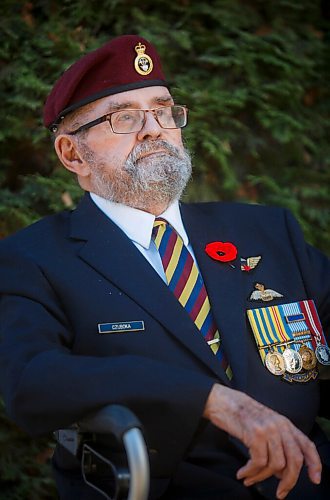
0,167,82,238
0,0,329,497
0,401,56,499
0,0,329,250
1,0,328,250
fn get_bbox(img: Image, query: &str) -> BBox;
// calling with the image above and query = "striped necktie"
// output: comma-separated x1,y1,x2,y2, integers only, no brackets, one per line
152,218,232,380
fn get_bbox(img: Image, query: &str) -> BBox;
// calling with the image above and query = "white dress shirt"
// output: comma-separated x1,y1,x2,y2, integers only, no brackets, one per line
90,192,197,283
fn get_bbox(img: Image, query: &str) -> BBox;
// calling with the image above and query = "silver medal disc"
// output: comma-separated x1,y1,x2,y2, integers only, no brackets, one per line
315,344,330,365
283,348,303,374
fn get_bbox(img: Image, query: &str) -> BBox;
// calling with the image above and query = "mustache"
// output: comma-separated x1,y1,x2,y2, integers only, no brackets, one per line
127,140,183,163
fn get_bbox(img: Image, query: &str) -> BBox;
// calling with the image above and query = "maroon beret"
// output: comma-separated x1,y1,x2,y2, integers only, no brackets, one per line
43,34,169,130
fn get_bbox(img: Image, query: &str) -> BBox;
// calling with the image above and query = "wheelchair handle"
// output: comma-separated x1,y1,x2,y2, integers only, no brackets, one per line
79,405,150,500
79,405,143,439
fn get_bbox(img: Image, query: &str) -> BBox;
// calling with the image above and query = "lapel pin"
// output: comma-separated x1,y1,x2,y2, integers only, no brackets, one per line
205,241,238,268
240,255,262,272
249,282,283,302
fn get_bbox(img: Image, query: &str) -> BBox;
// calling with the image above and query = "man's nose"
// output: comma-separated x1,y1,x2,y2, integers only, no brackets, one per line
137,110,162,141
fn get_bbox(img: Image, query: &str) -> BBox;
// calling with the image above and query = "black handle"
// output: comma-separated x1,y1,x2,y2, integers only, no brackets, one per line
78,405,143,442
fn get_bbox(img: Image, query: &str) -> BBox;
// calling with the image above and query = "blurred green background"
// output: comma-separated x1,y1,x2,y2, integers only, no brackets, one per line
0,0,329,497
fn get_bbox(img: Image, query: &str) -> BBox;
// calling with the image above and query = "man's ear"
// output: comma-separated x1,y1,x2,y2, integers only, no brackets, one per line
54,135,91,177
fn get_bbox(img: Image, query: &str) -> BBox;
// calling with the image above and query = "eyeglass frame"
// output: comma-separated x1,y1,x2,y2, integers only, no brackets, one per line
66,105,188,135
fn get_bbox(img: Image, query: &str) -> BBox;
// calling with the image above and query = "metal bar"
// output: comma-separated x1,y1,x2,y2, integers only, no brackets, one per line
123,428,150,500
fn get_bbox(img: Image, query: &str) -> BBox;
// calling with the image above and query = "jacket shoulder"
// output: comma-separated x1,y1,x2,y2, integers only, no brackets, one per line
182,200,287,220
0,210,71,254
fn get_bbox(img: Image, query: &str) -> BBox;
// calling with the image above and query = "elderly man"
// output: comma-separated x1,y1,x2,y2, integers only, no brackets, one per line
0,35,329,500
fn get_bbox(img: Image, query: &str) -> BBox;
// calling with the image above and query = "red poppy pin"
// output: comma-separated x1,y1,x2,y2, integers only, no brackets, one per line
205,241,238,265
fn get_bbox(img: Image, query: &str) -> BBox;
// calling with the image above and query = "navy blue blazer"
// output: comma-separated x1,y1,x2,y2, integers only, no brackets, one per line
0,193,329,498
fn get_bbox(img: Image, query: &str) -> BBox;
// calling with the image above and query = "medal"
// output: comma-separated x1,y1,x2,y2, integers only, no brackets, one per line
282,347,303,374
247,300,328,383
315,344,330,365
299,344,317,370
265,351,285,376
298,300,330,366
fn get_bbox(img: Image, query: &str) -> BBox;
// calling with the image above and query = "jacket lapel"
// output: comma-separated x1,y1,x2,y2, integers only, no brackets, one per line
181,203,248,391
69,195,229,384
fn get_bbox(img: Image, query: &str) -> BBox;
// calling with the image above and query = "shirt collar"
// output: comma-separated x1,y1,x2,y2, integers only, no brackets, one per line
90,193,189,249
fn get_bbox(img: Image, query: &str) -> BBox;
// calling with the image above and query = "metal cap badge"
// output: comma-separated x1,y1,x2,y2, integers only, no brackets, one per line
134,42,154,75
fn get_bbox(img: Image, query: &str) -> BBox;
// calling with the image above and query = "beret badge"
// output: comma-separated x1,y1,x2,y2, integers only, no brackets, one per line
134,42,153,75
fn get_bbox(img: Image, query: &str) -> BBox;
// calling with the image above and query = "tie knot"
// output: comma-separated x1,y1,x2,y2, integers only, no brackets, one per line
152,217,168,239
152,218,177,250
153,217,167,228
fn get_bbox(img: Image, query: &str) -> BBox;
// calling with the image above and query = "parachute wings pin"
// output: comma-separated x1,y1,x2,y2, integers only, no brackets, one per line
249,283,283,302
240,255,262,272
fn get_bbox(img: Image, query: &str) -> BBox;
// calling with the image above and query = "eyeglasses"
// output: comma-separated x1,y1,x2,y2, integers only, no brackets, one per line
67,105,188,135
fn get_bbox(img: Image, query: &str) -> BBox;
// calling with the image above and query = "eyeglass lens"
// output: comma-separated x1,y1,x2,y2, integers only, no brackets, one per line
110,106,186,133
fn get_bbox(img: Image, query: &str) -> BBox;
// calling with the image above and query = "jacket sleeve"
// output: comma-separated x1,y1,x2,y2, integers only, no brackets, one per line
0,243,215,474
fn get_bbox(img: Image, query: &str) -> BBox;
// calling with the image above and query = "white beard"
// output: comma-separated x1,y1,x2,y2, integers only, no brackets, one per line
81,139,192,211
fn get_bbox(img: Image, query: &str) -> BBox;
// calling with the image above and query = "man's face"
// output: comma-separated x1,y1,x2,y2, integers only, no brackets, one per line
73,86,191,214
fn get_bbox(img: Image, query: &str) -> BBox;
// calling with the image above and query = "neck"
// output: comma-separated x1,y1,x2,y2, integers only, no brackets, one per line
129,200,171,216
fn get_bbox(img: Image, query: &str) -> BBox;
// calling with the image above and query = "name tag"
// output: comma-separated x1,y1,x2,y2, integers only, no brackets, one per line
98,320,145,334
